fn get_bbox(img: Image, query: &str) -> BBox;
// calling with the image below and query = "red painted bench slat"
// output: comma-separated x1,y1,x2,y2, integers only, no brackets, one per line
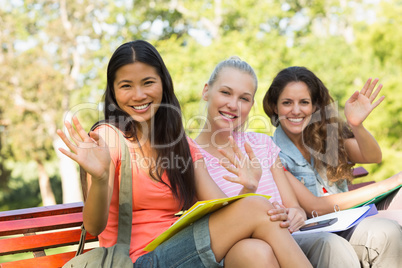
0,203,98,267
0,202,83,222
0,249,93,268
0,229,97,255
0,212,83,236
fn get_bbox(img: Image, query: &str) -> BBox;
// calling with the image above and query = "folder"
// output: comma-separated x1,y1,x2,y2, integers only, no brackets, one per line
292,204,378,235
351,184,402,208
144,193,271,251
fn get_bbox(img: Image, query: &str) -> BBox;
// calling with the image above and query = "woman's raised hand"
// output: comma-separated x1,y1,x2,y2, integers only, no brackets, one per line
344,78,385,127
56,116,111,182
218,136,262,192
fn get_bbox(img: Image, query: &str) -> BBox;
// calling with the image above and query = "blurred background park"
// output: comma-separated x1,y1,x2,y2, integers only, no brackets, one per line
0,0,401,211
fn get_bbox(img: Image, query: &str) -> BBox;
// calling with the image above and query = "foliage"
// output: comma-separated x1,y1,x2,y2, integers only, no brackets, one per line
0,0,401,210
0,161,62,210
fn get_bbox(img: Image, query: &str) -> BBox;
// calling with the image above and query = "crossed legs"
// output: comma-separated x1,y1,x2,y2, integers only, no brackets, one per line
209,196,312,268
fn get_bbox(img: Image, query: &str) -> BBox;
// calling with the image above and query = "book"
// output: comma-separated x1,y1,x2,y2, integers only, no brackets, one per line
144,193,271,251
351,184,402,208
292,204,378,235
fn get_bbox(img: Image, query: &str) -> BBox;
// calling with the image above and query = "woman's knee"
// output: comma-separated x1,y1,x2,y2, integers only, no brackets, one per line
235,196,274,215
311,233,358,257
349,217,402,266
365,218,402,238
225,239,279,268
352,217,402,249
295,233,359,267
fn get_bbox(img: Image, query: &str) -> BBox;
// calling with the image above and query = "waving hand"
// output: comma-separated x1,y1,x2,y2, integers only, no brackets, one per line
218,136,262,192
56,116,111,182
344,78,385,127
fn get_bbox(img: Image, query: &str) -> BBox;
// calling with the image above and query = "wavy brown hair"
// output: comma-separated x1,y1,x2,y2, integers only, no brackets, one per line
263,66,355,184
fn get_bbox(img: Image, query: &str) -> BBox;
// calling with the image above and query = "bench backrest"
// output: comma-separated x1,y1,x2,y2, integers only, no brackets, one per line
0,202,98,268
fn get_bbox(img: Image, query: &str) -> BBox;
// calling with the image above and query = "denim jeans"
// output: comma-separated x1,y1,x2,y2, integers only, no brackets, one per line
134,214,223,268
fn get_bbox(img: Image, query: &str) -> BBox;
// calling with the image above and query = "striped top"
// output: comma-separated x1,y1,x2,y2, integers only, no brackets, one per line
194,132,282,203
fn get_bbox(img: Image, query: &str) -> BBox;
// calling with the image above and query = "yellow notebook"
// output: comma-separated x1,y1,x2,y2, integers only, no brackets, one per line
144,193,271,251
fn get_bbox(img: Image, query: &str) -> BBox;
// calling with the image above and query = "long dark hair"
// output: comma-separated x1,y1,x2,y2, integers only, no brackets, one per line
263,66,354,183
84,40,196,209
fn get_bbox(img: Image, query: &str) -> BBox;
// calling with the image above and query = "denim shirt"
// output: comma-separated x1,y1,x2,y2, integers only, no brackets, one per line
272,125,348,197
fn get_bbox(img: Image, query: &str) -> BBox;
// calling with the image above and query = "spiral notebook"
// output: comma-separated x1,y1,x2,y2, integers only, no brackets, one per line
292,204,378,235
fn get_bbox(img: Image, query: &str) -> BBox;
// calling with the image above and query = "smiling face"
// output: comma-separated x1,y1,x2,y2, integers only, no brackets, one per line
114,61,163,125
203,67,255,132
275,81,316,142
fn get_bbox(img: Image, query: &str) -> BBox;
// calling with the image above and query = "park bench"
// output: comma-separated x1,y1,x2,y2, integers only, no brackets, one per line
0,202,97,268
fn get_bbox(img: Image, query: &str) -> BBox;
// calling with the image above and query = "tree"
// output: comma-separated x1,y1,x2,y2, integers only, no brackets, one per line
1,0,400,209
0,0,112,204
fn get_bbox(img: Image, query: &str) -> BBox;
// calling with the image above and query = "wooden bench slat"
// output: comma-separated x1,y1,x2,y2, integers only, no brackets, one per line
348,181,376,191
0,202,83,222
0,202,99,267
0,249,93,268
352,166,369,178
0,229,97,256
0,212,83,236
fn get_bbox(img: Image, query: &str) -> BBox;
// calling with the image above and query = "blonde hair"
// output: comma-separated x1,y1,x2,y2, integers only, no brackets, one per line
208,56,258,92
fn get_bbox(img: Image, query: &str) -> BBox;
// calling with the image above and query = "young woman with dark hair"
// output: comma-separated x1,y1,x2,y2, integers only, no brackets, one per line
56,41,312,267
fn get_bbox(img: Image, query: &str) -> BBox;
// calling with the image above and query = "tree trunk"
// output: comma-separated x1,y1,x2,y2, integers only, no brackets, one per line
36,160,56,206
53,137,83,203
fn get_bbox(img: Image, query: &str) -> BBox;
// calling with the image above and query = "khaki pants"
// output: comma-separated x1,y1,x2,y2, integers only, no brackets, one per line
339,217,402,268
294,232,360,268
